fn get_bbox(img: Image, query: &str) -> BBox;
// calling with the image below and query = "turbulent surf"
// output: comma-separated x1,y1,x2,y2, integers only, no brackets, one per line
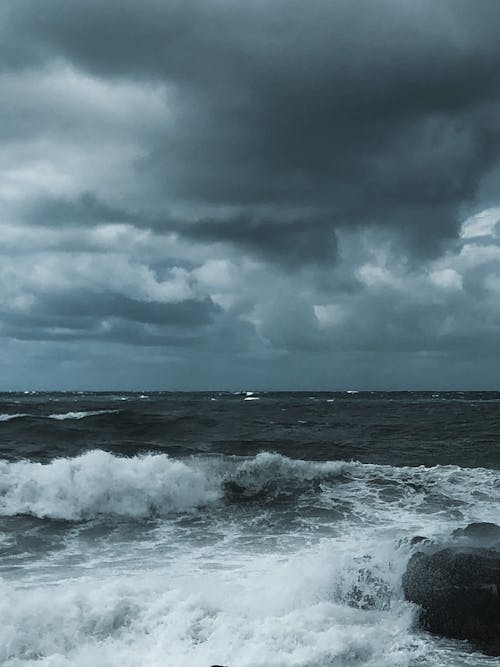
1,391,499,666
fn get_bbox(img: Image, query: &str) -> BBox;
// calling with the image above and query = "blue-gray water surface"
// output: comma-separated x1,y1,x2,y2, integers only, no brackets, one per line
1,391,499,666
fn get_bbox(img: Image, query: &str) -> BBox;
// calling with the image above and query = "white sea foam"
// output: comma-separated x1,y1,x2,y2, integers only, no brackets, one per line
0,451,220,520
332,460,500,531
226,451,349,492
48,410,120,420
1,452,498,665
1,533,494,667
0,410,120,422
0,450,498,529
0,540,418,667
0,413,29,422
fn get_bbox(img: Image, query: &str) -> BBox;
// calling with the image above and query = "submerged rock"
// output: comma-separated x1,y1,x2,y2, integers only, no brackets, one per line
402,522,500,655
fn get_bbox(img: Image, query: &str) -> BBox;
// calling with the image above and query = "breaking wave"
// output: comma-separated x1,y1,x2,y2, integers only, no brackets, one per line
0,410,120,423
0,450,498,526
0,543,418,667
1,528,490,667
0,451,220,520
0,413,29,422
0,451,352,521
47,410,120,420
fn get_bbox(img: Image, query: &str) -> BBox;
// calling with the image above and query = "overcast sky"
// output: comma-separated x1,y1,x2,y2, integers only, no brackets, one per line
1,0,500,390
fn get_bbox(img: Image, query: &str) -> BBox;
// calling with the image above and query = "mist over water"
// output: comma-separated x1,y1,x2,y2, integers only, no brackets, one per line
1,392,499,666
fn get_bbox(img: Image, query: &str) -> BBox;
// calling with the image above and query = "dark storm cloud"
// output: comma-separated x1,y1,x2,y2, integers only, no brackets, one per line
38,292,219,326
0,293,220,345
1,320,203,347
184,216,338,266
4,0,500,261
3,1,500,388
21,193,141,228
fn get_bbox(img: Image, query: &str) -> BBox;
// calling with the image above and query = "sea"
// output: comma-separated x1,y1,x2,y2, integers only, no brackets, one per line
0,390,499,667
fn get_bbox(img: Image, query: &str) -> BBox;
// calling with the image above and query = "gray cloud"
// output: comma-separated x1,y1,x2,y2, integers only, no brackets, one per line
1,1,500,388
184,216,338,266
0,278,222,344
4,2,500,247
21,193,141,228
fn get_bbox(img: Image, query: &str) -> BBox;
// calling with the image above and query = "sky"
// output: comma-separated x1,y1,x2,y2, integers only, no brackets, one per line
1,0,500,390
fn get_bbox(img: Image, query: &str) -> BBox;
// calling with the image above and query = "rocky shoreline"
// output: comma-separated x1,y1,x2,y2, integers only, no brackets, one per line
402,522,500,656
209,522,500,665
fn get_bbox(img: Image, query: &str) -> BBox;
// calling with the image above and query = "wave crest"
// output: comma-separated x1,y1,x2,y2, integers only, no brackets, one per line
0,410,120,423
48,410,120,420
0,451,220,520
1,450,498,523
223,451,349,501
0,413,29,422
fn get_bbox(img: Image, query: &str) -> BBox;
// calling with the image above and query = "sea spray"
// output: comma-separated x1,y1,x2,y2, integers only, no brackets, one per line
1,392,500,666
0,450,221,520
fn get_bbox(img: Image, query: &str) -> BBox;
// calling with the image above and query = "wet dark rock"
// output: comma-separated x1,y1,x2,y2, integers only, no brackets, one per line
402,522,500,656
396,534,430,550
452,522,500,548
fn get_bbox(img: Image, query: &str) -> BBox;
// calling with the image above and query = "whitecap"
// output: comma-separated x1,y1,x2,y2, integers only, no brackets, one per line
0,450,220,520
47,410,119,421
0,413,29,422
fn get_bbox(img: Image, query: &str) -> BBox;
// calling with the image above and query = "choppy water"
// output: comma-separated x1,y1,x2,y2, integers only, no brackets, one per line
1,391,499,666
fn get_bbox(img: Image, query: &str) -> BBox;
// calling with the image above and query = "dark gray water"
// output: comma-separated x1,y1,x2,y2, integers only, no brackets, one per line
1,392,499,666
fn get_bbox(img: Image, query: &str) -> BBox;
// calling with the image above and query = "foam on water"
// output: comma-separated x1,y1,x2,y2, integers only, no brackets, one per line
0,539,415,667
1,534,495,667
1,450,499,665
0,410,120,422
2,392,499,666
47,410,120,420
1,450,498,527
0,451,220,520
0,413,29,422
224,451,349,494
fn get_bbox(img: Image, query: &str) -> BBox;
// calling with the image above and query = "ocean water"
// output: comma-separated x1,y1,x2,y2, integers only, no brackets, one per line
1,391,499,667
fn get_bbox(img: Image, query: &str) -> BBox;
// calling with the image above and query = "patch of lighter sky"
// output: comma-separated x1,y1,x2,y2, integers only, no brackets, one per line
428,267,463,290
460,207,500,239
313,304,345,327
0,64,170,203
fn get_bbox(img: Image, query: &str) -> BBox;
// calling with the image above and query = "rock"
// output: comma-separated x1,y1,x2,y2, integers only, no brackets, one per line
402,523,500,655
452,522,500,547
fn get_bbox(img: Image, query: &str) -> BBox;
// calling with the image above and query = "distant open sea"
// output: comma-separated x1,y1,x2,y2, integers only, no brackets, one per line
1,391,499,666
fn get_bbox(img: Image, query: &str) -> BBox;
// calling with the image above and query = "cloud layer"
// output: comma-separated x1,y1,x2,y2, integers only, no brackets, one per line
1,1,500,389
